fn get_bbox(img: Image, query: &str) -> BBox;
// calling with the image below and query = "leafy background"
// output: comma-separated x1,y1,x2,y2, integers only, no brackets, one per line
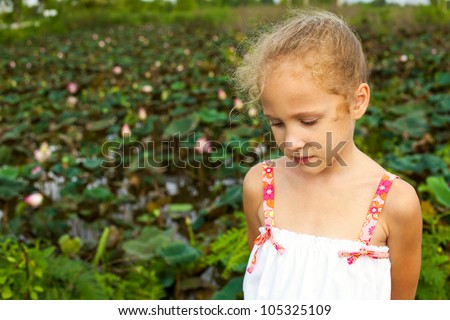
0,0,449,300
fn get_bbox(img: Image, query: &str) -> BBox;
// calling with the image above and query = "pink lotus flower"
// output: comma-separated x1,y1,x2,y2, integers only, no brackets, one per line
9,61,16,69
121,124,131,137
399,55,408,62
195,137,212,154
25,193,44,208
31,166,42,175
67,82,78,94
234,98,243,110
34,142,52,163
112,66,122,75
218,89,227,100
138,107,147,121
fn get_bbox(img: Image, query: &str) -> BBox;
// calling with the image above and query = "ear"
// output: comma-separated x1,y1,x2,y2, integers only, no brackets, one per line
351,83,370,120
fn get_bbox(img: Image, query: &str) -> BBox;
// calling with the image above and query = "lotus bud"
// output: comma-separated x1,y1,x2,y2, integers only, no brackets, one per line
25,193,44,208
121,124,131,137
195,137,212,154
234,98,243,110
138,107,147,121
218,89,227,100
67,82,78,94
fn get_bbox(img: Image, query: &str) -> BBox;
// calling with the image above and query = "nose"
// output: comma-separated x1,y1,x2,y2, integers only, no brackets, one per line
280,129,306,155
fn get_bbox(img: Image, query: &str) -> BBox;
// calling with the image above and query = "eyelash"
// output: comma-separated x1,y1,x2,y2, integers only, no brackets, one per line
301,120,318,126
270,120,318,127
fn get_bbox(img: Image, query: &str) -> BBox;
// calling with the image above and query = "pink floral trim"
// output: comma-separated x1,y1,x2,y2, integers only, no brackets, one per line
247,160,285,274
337,172,398,266
338,248,390,265
358,172,399,245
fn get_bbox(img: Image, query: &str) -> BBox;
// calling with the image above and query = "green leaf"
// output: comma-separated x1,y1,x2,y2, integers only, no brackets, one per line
157,243,201,266
0,145,12,164
197,107,228,124
33,286,44,292
82,187,113,202
93,227,110,266
82,159,104,170
122,227,174,260
86,117,117,131
1,286,12,299
169,203,193,212
170,81,186,91
212,277,244,300
426,176,450,208
0,166,18,180
133,117,155,136
0,177,26,200
435,72,450,86
213,186,242,209
162,114,199,138
168,203,194,219
58,234,83,257
384,110,428,139
0,124,27,142
35,268,43,278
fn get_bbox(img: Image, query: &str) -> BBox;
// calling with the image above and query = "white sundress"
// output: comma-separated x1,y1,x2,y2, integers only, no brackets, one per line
243,160,399,300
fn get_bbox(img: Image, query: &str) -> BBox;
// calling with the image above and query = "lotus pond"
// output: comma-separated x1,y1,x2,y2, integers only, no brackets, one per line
0,10,449,299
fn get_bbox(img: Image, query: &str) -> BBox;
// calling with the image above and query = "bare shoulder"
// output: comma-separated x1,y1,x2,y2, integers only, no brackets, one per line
243,162,266,248
384,177,422,227
384,176,422,299
243,162,264,204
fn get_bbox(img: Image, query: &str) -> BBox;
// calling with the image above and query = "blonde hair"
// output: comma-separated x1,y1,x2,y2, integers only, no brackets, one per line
233,9,367,112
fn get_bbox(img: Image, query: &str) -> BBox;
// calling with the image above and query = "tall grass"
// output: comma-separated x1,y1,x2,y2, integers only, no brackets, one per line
1,4,448,44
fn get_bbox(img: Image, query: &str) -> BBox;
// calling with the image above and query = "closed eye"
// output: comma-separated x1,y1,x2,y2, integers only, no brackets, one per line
301,119,318,126
269,122,284,127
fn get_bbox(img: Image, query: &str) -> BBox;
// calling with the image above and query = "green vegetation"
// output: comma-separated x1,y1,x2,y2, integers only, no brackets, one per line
0,2,449,299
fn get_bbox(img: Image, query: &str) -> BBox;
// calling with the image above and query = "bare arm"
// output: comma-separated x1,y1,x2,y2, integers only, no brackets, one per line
243,163,263,250
385,179,422,300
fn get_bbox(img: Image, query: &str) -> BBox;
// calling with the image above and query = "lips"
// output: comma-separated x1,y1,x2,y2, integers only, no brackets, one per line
293,156,314,165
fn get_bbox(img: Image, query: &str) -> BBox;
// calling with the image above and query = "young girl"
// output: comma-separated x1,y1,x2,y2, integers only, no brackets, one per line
235,9,422,300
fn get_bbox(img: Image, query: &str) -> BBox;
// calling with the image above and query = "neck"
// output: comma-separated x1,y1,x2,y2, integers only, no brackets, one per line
303,140,364,185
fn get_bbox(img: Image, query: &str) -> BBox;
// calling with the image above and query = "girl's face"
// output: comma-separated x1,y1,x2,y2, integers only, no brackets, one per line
261,60,356,175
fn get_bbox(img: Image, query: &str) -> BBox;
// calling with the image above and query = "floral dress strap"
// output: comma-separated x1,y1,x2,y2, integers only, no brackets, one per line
339,171,399,264
358,172,399,245
247,160,285,274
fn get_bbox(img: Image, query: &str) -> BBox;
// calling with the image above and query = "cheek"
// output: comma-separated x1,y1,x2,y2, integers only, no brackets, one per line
270,129,284,146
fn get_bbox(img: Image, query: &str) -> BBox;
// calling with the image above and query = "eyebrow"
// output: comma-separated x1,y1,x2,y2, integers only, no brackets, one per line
264,111,323,119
